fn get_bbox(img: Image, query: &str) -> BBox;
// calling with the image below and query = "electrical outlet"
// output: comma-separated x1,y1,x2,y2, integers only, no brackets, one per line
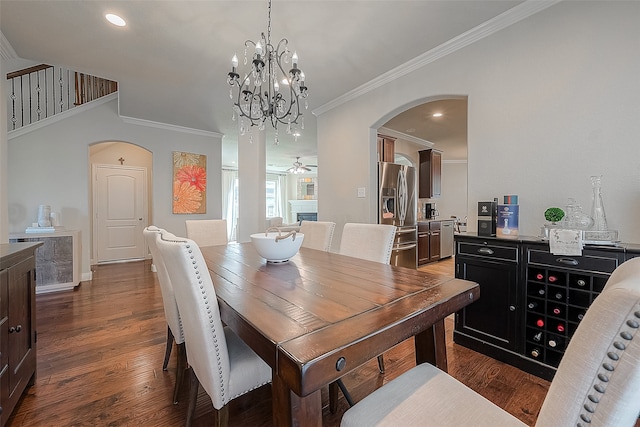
357,187,366,198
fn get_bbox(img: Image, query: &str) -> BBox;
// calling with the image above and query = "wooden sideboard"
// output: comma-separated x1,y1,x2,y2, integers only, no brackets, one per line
1,242,40,426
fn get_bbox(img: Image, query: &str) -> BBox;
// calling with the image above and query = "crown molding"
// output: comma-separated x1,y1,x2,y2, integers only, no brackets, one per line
313,0,560,116
378,126,434,148
120,116,224,139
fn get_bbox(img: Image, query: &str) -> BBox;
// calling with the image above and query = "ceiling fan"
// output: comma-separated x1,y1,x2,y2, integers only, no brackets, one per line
287,157,315,174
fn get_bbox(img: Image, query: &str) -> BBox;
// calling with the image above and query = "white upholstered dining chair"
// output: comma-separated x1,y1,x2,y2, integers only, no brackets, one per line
330,223,397,412
185,219,228,247
143,226,187,404
341,257,640,427
156,232,272,427
338,222,396,264
299,220,336,251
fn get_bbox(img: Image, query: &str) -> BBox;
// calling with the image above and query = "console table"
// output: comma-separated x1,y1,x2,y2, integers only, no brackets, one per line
9,229,81,294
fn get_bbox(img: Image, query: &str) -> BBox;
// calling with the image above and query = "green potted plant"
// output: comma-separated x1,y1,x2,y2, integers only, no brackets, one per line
544,207,565,224
542,207,565,239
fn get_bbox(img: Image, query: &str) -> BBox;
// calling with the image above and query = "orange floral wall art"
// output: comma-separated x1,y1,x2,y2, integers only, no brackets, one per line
172,151,207,214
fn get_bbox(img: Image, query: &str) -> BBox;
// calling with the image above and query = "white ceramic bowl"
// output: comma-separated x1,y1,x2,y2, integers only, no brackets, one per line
250,231,305,263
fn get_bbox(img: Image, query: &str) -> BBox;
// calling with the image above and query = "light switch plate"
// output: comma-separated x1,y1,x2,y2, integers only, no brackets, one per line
357,187,366,198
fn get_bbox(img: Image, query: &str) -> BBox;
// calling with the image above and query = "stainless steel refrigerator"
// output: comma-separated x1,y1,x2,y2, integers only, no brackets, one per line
378,162,417,269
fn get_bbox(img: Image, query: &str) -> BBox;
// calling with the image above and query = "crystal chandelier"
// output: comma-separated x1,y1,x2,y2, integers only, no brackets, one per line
227,0,309,144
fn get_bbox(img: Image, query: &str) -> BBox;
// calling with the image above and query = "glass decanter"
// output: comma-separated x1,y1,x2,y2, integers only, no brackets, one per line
590,175,608,231
562,198,593,230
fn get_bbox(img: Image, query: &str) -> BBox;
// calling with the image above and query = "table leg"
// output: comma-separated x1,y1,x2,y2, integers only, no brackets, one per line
414,319,448,372
272,373,322,427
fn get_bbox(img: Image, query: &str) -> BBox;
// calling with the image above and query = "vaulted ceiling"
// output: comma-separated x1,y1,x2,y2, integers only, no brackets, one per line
1,0,527,171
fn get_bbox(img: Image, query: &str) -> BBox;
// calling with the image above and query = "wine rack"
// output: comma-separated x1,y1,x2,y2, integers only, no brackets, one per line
524,248,620,369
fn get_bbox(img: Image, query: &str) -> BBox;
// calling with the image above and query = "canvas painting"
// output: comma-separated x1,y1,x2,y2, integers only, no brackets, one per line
172,151,207,214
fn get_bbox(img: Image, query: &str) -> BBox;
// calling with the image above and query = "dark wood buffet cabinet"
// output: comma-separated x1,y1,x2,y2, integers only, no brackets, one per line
454,233,638,381
1,242,40,426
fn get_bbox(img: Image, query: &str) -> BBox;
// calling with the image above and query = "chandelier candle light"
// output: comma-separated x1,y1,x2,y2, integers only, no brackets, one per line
227,0,308,144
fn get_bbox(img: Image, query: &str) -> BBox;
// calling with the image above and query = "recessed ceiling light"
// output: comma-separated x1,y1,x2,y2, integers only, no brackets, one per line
432,112,443,118
105,13,126,27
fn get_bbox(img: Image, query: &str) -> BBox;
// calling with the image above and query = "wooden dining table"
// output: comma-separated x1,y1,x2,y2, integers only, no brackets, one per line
200,242,479,427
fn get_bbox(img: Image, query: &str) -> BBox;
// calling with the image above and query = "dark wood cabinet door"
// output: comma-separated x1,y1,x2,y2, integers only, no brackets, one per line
429,222,441,261
455,256,518,350
418,233,430,265
7,255,36,403
419,149,442,198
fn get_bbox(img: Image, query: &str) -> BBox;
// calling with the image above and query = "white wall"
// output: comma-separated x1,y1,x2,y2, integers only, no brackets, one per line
439,161,468,221
6,98,222,277
318,1,640,248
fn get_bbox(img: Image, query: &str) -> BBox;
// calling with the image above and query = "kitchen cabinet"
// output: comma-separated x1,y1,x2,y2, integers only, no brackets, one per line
453,234,627,381
454,237,520,354
418,149,441,198
1,243,40,427
418,221,441,265
377,135,395,162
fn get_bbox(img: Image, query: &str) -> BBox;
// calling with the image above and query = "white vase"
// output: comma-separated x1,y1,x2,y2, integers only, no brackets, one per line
38,204,52,227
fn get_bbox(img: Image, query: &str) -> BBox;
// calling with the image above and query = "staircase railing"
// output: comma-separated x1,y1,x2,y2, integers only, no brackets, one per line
6,64,118,131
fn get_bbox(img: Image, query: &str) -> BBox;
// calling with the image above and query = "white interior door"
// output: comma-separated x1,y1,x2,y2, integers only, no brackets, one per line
94,164,147,263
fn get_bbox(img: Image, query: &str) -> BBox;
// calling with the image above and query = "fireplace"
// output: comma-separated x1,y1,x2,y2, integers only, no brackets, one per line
297,212,318,223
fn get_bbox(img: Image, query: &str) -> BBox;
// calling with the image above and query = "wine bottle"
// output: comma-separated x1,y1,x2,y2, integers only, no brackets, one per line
528,301,538,310
530,348,541,358
532,331,542,342
556,323,565,333
548,275,558,283
548,336,565,349
538,288,546,296
536,318,545,328
535,272,544,281
576,278,587,287
551,306,562,316
577,312,585,321
554,291,564,300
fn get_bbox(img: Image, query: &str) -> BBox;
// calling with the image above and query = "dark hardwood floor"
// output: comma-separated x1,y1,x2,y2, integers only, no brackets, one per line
8,256,550,426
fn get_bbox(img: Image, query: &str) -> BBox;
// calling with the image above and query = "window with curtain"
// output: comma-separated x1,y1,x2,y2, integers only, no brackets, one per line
223,170,289,240
266,173,287,220
222,169,238,242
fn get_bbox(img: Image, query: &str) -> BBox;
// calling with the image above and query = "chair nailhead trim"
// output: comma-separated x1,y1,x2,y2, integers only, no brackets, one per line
576,300,640,426
180,242,227,404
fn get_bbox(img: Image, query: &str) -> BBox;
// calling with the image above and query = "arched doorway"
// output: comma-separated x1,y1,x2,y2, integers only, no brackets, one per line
373,96,468,223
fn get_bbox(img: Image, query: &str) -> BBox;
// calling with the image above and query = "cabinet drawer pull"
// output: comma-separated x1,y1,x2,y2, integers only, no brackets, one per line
477,248,494,255
556,257,579,266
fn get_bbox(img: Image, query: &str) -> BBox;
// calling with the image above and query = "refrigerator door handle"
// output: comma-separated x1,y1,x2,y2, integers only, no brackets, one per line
397,167,408,225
